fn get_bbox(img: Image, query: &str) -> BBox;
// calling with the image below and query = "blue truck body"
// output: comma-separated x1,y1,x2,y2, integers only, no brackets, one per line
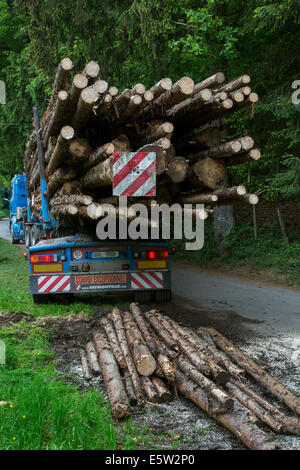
7,174,27,243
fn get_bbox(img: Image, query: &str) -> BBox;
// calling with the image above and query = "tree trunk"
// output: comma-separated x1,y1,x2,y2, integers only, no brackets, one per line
50,194,92,207
184,157,226,190
100,317,127,369
137,144,168,176
46,126,75,175
81,143,115,171
80,155,113,188
68,74,88,115
78,203,102,220
123,311,157,376
93,330,131,419
167,89,212,118
80,348,91,381
109,307,144,404
140,376,160,403
51,204,78,216
83,60,100,83
151,376,172,402
150,78,173,99
130,302,158,354
122,371,138,406
276,206,289,245
43,90,70,144
225,149,261,166
72,86,99,130
49,57,73,108
44,136,57,163
176,193,219,204
69,138,92,161
85,341,101,376
167,157,189,184
189,139,242,161
192,73,225,95
208,328,300,416
175,369,277,450
177,355,234,410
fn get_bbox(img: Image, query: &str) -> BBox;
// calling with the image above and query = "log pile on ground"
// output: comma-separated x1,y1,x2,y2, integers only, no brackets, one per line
24,59,261,228
79,304,300,450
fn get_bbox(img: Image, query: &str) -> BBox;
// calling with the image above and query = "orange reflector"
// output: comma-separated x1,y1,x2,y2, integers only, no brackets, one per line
137,260,167,270
33,264,63,273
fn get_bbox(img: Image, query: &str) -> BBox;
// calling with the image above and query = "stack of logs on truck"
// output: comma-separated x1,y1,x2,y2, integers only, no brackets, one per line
80,304,300,450
24,57,260,227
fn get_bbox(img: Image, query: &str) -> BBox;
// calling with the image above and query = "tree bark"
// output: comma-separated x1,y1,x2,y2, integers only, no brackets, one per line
78,203,102,220
140,376,160,403
69,138,92,161
176,193,219,204
192,73,225,95
151,376,172,402
46,126,75,175
72,86,99,130
109,307,144,404
175,369,277,450
43,90,70,144
100,317,127,369
85,341,101,376
276,206,289,245
51,204,78,216
150,78,173,99
225,149,261,166
167,157,189,183
68,73,88,115
49,57,73,108
123,311,157,376
122,370,138,406
184,157,226,191
80,155,113,188
93,330,131,419
189,139,242,161
80,348,91,381
145,122,174,143
83,60,100,83
167,89,212,118
177,355,234,410
208,328,300,416
81,142,115,171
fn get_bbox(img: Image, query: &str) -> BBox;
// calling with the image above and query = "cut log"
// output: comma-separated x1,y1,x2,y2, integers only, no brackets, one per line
78,203,102,220
221,75,251,93
176,192,218,204
85,341,101,376
47,167,77,197
240,136,254,151
211,185,246,199
146,122,174,143
151,377,172,402
69,138,92,161
81,142,115,171
192,73,225,94
112,134,131,152
93,330,131,419
80,348,91,381
50,194,93,207
177,355,234,410
108,86,118,97
136,144,167,175
167,89,212,118
175,370,277,450
152,137,171,150
69,74,89,114
189,139,242,161
143,310,179,351
46,126,75,175
140,376,160,403
225,149,261,166
44,136,57,163
230,90,244,103
113,89,131,110
207,328,300,416
51,204,78,216
167,157,189,184
184,157,226,191
123,311,157,376
80,155,113,188
187,127,221,149
122,371,138,406
83,60,100,82
72,86,99,130
60,180,82,195
225,381,282,433
131,83,146,95
49,57,73,107
97,93,113,114
100,317,127,369
43,90,69,144
130,302,158,354
109,307,144,404
150,78,173,99
153,77,195,109
92,79,109,94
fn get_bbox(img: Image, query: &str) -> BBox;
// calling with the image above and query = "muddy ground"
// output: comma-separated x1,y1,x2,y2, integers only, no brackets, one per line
1,300,299,451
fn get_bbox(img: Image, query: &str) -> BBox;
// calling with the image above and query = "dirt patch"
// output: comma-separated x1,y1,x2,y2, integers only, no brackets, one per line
0,311,35,328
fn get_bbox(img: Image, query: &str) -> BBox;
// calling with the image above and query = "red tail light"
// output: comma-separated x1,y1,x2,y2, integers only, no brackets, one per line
147,250,168,259
30,254,58,263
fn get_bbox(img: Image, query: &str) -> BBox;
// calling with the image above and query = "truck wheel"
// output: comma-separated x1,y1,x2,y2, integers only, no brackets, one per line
153,289,172,303
134,290,152,303
51,293,75,305
25,226,31,248
31,225,40,246
9,224,18,244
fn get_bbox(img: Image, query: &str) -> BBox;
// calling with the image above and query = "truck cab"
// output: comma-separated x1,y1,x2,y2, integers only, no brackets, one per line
29,235,171,304
7,174,27,244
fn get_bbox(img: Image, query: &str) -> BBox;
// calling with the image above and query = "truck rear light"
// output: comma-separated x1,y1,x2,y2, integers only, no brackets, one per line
30,254,58,263
148,250,168,259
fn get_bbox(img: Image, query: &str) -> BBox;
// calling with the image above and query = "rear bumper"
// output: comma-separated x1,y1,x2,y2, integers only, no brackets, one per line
30,270,171,295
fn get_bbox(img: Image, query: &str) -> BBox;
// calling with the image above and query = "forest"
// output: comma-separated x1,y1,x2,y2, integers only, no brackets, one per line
0,0,299,279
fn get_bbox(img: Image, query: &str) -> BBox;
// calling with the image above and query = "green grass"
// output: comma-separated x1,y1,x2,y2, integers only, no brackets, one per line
0,209,8,218
0,320,139,450
171,222,300,286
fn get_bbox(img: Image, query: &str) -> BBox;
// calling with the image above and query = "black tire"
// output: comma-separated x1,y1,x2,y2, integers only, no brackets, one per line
25,226,31,248
10,223,18,244
153,289,172,303
134,290,152,303
51,293,75,305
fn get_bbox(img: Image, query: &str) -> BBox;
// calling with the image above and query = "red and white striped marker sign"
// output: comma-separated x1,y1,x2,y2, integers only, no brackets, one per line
131,272,163,289
38,275,70,293
113,152,156,197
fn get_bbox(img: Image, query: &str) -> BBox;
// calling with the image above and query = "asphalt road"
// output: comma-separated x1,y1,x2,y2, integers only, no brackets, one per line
171,262,300,338
0,218,10,241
